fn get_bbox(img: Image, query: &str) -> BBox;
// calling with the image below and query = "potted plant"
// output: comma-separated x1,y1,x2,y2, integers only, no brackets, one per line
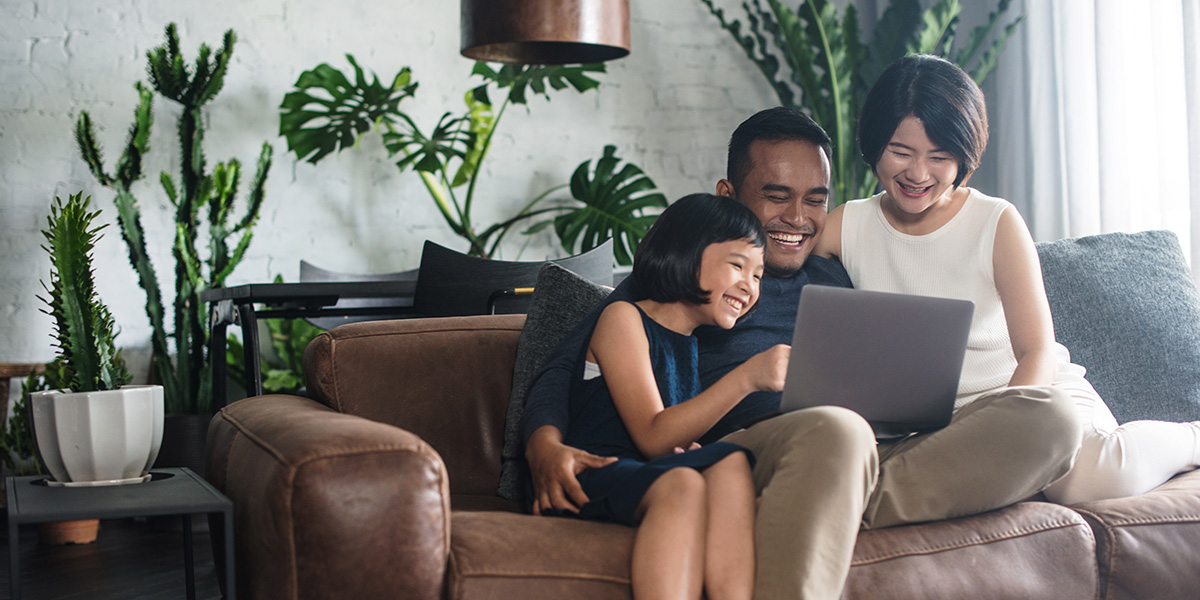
28,193,164,493
280,57,666,264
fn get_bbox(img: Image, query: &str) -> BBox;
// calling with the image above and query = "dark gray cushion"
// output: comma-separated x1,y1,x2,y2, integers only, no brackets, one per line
496,263,612,501
1038,230,1200,423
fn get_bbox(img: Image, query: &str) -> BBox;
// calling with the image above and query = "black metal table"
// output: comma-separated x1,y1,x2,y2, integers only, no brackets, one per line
6,467,235,600
201,280,418,404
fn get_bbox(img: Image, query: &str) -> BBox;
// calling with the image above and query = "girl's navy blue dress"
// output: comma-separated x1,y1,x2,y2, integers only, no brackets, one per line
562,302,754,525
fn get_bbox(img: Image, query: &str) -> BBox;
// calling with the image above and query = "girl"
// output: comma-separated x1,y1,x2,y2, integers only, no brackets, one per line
818,54,1200,507
560,193,787,600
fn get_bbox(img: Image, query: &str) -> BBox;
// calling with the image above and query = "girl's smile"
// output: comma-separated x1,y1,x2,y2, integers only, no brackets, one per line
694,239,764,330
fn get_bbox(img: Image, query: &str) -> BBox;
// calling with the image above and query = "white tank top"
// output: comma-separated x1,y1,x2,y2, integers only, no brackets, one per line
840,189,1018,408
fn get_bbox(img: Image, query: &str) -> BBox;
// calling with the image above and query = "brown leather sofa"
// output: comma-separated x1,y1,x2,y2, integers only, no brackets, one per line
206,313,1200,600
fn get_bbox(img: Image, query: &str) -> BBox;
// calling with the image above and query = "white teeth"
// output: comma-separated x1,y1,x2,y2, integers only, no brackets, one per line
900,183,930,194
769,232,806,246
724,296,745,312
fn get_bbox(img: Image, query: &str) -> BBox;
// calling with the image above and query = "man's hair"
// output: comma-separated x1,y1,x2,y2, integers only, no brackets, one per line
634,193,767,305
726,107,833,192
857,54,988,188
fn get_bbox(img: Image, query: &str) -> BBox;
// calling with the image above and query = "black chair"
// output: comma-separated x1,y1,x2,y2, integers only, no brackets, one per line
412,239,614,317
298,261,419,329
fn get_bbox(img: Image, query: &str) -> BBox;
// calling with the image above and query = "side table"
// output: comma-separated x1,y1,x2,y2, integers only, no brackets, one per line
6,467,235,600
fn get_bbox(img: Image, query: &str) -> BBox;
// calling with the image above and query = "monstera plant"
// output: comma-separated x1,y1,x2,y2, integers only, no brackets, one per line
279,57,665,264
699,0,1023,205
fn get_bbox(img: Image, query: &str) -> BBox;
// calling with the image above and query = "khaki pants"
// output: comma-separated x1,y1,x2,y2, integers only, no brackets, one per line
722,385,1080,599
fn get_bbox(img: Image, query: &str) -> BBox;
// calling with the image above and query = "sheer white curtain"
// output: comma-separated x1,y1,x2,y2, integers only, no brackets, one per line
988,0,1200,278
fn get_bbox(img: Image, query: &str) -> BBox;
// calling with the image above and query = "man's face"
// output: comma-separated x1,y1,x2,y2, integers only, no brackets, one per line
717,139,831,277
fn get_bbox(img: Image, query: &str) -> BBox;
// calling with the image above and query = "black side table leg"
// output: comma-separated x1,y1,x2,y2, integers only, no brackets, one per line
8,516,20,600
183,514,196,600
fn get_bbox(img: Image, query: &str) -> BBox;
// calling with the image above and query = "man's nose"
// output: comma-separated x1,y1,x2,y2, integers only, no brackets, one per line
780,201,808,226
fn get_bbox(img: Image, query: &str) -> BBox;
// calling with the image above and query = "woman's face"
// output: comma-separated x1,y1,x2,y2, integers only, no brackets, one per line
696,238,763,330
874,115,960,215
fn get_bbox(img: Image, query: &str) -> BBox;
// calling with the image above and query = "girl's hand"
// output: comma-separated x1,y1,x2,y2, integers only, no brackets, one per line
743,344,790,392
673,442,702,454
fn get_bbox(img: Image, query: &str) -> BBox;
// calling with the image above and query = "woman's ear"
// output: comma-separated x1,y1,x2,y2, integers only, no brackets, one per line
716,179,735,199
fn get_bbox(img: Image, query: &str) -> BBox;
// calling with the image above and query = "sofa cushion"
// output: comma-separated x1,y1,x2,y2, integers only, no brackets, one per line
846,501,1098,600
1071,468,1200,600
1037,230,1200,423
497,263,613,501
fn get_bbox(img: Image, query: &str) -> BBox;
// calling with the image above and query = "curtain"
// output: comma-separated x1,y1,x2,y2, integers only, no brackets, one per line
988,0,1200,279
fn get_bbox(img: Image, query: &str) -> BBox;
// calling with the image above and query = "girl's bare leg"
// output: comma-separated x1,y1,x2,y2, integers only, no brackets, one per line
701,453,756,600
633,468,707,600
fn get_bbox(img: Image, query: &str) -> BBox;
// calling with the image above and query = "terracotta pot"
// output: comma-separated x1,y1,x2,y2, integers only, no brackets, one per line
37,519,100,545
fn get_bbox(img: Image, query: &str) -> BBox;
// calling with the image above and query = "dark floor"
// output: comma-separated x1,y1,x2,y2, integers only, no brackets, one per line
0,515,224,600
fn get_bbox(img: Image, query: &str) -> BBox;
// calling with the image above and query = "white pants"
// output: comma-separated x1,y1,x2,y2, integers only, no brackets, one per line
1041,363,1200,505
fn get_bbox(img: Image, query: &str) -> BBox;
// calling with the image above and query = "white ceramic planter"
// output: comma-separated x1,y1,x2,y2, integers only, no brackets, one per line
29,385,164,486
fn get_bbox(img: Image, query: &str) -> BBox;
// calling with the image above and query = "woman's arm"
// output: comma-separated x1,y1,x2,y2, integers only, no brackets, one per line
813,204,845,259
993,206,1058,387
591,302,789,458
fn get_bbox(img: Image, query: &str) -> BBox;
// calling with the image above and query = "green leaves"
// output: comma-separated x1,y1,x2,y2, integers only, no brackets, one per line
471,62,605,106
382,112,475,174
280,55,418,164
38,193,131,393
535,146,667,266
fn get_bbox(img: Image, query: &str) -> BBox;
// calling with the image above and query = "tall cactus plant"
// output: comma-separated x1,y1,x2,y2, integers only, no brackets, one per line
74,23,273,414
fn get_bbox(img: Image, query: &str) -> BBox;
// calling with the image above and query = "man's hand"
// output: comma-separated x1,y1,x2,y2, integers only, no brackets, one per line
526,425,617,515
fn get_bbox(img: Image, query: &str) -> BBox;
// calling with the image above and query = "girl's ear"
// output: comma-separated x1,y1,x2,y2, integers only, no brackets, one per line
716,179,735,198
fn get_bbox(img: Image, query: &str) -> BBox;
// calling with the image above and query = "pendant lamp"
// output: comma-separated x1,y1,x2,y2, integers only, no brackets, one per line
461,0,631,65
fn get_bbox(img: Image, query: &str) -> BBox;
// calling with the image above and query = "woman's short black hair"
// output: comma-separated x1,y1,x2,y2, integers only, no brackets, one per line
858,54,988,188
633,193,767,305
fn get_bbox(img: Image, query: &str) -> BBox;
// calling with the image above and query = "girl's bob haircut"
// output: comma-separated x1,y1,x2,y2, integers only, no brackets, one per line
633,193,767,305
858,54,989,188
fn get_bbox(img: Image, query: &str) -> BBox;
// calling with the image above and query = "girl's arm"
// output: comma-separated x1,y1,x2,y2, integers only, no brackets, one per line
590,302,788,459
993,206,1058,387
813,204,845,259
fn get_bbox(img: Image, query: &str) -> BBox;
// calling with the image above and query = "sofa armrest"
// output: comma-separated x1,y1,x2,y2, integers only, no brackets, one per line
206,394,450,600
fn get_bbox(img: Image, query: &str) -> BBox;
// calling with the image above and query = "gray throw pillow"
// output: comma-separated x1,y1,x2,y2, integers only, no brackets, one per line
496,263,612,501
1037,230,1200,423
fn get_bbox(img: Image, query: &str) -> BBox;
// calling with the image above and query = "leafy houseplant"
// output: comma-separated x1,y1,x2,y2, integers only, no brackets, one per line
30,193,163,490
699,0,1023,206
75,23,273,414
279,57,666,264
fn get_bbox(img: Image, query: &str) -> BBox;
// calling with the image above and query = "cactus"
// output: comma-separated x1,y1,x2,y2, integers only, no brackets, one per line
37,193,131,393
74,23,273,414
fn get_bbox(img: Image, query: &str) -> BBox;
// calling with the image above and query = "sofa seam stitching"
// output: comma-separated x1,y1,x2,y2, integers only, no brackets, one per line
850,518,1086,565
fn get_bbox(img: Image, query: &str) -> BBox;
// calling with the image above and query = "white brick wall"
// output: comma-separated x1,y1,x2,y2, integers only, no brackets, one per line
0,0,780,370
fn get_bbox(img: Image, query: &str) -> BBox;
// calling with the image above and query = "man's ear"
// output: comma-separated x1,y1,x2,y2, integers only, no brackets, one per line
716,179,735,199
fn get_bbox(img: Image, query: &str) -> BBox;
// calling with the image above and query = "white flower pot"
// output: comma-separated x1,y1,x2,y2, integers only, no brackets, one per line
29,385,164,486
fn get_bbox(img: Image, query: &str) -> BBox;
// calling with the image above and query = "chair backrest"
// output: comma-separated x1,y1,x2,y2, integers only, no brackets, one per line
298,261,419,329
412,239,613,317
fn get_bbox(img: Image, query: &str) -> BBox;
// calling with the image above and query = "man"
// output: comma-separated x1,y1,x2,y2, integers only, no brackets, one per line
522,107,1079,599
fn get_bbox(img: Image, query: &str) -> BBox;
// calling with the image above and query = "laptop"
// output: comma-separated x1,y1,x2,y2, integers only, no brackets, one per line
779,285,974,438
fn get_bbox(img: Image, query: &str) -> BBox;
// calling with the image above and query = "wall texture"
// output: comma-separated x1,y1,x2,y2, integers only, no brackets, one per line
1,0,780,368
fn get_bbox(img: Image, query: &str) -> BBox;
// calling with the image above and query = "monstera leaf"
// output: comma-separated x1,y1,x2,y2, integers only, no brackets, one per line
533,146,667,266
382,112,475,175
279,54,417,164
471,62,605,106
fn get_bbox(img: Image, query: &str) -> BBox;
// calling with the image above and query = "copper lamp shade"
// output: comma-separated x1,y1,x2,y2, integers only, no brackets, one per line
461,0,631,65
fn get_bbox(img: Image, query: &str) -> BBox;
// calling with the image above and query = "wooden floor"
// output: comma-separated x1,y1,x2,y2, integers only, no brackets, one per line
0,516,224,600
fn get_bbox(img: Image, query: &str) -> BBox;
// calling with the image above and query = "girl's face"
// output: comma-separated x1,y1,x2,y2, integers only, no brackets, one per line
875,115,960,215
696,238,764,329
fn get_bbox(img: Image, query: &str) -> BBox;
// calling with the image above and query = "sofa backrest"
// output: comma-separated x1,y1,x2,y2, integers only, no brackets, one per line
304,315,526,496
1038,230,1200,423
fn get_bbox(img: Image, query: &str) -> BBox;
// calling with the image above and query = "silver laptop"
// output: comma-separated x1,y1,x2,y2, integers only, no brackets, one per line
780,285,974,438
